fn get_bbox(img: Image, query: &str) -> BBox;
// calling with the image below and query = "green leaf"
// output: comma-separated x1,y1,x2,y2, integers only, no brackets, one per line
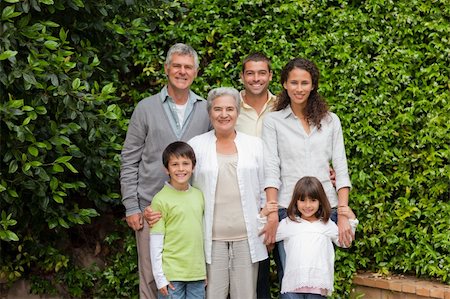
8,161,18,173
8,189,18,197
55,156,72,163
52,164,64,172
44,40,59,50
53,194,64,203
71,0,85,7
22,105,34,112
48,218,58,229
59,28,67,42
28,146,39,157
2,6,21,20
72,78,81,90
6,231,19,242
0,50,18,60
63,162,78,173
101,83,115,94
22,163,31,172
22,116,32,126
50,177,58,191
9,99,24,108
58,217,69,228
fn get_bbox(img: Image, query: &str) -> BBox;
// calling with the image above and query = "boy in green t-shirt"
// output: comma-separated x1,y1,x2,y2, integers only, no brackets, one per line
150,141,206,299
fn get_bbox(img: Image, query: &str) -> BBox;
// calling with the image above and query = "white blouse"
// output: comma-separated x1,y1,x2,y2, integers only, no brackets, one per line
259,215,358,295
189,130,268,264
262,107,352,208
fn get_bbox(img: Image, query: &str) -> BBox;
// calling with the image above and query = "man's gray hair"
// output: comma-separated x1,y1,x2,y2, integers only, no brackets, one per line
206,87,241,114
165,43,199,70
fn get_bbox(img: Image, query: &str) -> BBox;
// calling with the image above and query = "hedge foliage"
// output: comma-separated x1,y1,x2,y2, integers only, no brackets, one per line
1,0,449,297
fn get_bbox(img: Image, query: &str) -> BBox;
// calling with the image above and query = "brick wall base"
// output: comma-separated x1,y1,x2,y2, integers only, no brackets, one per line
352,272,450,299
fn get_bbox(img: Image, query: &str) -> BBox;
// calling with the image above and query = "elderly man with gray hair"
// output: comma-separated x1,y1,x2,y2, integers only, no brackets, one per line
120,43,210,298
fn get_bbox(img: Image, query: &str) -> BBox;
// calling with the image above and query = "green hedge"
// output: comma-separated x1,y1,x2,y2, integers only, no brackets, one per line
1,0,449,297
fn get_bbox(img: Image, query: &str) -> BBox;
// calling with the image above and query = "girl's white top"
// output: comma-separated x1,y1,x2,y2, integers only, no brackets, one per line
259,215,358,295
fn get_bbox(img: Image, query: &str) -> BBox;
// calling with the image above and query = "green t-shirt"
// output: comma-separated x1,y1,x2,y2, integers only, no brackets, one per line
151,184,206,281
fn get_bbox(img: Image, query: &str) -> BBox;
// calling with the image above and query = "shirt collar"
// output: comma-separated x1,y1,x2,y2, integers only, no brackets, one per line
239,90,276,109
164,181,191,191
280,105,295,119
160,85,203,104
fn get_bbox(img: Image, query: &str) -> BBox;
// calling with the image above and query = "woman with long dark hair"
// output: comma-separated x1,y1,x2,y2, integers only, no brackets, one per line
261,58,354,295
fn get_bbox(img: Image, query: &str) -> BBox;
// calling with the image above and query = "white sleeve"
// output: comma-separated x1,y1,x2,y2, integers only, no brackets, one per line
349,218,359,234
257,213,268,231
150,233,169,289
262,115,282,190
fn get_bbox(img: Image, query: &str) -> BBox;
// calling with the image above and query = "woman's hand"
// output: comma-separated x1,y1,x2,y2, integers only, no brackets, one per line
261,201,278,217
143,206,162,227
337,205,356,219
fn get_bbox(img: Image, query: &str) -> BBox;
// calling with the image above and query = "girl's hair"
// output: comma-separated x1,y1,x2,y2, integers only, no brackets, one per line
287,176,332,222
274,58,329,130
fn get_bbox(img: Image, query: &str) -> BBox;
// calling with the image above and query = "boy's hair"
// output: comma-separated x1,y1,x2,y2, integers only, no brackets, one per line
287,176,332,222
242,52,272,72
162,141,196,168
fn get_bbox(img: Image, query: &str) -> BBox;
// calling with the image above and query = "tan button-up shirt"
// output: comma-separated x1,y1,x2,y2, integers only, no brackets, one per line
236,90,276,137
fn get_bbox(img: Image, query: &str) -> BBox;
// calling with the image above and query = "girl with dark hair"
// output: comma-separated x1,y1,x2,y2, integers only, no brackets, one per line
259,177,358,298
261,58,354,293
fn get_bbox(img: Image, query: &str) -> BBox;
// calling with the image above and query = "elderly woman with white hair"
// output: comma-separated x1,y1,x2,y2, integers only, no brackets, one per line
188,87,267,299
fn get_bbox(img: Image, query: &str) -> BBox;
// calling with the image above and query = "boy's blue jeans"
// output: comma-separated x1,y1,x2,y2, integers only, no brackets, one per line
157,280,205,299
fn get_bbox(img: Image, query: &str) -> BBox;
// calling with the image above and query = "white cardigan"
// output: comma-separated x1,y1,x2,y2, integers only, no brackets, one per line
188,130,268,264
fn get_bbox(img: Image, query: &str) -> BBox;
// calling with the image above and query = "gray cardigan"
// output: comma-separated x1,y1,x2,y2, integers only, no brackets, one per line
120,89,210,216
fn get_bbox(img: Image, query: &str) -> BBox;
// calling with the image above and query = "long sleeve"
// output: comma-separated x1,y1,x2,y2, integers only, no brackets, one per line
120,102,148,216
262,114,282,190
150,233,169,289
255,138,266,209
330,114,351,191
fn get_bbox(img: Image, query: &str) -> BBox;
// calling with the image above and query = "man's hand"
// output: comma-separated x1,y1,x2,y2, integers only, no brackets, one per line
262,212,279,245
143,206,162,227
126,213,143,231
329,167,336,187
337,215,354,248
159,283,175,296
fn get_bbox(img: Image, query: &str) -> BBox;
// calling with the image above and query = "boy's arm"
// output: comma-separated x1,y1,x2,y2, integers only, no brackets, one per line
149,233,169,289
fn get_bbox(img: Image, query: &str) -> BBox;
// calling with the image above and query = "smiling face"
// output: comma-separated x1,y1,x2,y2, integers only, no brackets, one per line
165,155,194,191
164,53,198,95
209,95,238,134
241,60,273,97
297,196,320,221
283,67,314,110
